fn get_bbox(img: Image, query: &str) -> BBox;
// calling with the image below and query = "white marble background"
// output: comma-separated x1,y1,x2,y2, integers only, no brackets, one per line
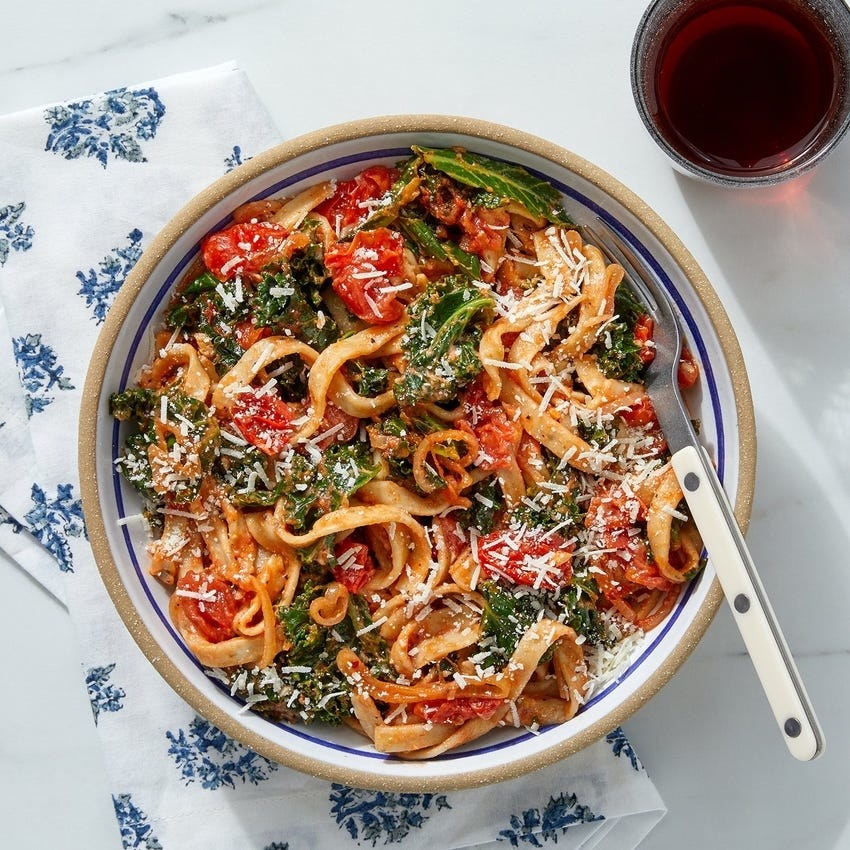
2,1,850,848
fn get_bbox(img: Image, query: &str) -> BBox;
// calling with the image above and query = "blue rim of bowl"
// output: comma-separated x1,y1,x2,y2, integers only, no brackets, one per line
109,145,725,762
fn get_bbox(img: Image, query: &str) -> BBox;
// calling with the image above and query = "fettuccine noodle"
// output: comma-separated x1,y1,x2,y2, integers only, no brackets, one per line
110,147,704,757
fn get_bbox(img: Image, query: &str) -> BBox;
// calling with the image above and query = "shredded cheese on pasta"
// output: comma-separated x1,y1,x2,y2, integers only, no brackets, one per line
111,148,703,757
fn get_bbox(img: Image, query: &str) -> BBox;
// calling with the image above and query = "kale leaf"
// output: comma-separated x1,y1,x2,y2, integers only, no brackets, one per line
274,442,380,533
218,441,282,507
394,275,493,407
576,420,611,448
478,581,541,668
289,239,331,291
278,581,327,661
258,586,389,725
165,272,247,369
165,272,219,329
413,146,574,226
110,388,220,505
398,211,482,279
510,485,584,535
478,578,608,672
591,283,649,383
458,476,502,535
368,411,449,490
252,260,338,351
346,360,389,397
109,387,158,421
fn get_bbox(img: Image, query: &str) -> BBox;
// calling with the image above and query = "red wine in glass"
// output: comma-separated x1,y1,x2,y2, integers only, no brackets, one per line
643,0,845,178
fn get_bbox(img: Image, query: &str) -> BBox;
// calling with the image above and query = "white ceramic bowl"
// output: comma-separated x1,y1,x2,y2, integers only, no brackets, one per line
80,116,755,791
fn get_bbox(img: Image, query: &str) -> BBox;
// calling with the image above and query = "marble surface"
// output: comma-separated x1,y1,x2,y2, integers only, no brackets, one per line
2,1,849,847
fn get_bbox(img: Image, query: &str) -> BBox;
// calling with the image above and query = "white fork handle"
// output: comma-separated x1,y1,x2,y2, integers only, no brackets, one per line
671,444,823,761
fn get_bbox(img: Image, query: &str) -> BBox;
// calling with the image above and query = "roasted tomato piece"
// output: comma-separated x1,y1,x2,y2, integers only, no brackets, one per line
477,528,573,590
315,165,397,232
585,485,646,532
592,530,672,597
458,378,522,471
201,220,290,280
419,174,468,226
231,389,296,456
431,514,468,564
333,537,376,593
412,697,505,725
324,228,406,324
458,205,510,257
634,314,656,365
618,395,659,428
176,571,242,643
585,486,670,596
315,402,359,449
677,345,700,390
233,318,271,351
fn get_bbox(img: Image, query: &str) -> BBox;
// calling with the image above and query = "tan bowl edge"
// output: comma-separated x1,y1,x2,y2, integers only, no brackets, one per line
79,114,755,792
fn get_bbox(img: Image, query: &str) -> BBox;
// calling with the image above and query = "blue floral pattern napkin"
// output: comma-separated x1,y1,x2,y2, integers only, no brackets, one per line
0,63,666,849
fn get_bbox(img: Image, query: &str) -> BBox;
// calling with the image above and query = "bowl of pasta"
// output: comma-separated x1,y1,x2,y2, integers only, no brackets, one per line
80,116,755,790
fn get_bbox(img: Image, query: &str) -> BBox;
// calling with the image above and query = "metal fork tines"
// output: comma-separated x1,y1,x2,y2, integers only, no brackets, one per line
582,222,696,455
582,217,823,761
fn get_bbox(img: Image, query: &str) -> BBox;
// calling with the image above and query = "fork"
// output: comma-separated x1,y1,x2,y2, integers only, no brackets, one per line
584,219,823,762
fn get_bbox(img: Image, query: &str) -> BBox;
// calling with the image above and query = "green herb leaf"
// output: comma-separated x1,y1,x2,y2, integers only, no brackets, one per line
458,476,502,534
413,146,573,226
273,443,380,533
590,282,652,383
394,276,492,407
398,212,481,279
252,264,338,352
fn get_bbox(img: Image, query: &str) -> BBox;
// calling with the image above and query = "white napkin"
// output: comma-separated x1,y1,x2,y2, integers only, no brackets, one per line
0,62,666,850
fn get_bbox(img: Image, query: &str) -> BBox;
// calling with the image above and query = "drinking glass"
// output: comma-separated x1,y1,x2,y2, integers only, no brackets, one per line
631,0,850,186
